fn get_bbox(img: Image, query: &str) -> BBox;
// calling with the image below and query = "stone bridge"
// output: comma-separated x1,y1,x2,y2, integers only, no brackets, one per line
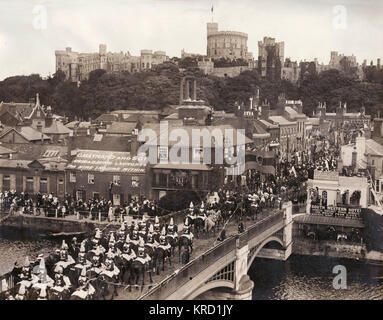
140,202,293,300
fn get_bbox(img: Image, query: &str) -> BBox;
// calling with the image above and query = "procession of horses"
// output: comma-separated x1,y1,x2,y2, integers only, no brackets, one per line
0,194,250,300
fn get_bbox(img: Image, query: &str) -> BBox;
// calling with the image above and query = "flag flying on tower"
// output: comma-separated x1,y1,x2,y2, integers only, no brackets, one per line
211,5,213,12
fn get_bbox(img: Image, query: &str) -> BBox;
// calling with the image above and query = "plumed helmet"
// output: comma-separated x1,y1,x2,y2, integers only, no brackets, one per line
80,240,86,253
154,216,160,224
189,202,194,209
23,256,30,267
125,234,131,243
39,287,47,298
54,265,64,274
169,218,174,226
1,278,8,292
18,284,26,295
61,240,69,251
148,224,154,234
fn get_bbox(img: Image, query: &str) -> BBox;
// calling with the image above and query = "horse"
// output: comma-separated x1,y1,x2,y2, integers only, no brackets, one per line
97,272,119,300
178,235,193,262
179,245,190,265
204,216,216,237
165,234,178,257
154,245,171,275
193,217,205,238
130,259,150,290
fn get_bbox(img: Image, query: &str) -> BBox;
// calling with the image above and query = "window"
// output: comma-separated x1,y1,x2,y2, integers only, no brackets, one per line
40,178,48,193
58,179,64,194
376,180,380,192
132,176,140,188
3,175,10,191
113,175,121,185
26,177,34,193
372,159,375,165
37,111,41,117
158,146,168,162
69,172,76,183
88,174,95,184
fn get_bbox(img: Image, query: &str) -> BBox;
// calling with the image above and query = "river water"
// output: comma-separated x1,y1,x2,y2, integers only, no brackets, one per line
250,256,383,300
0,226,57,276
1,225,383,300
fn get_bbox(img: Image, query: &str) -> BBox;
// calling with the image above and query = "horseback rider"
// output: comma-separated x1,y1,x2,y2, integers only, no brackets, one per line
134,237,151,265
181,218,194,241
138,216,148,239
17,256,33,293
158,226,171,252
146,224,159,249
89,245,106,272
187,201,196,221
131,221,140,242
49,265,72,299
166,218,178,240
100,249,120,280
153,216,161,242
108,233,121,257
55,240,75,272
122,236,137,263
73,240,91,275
70,267,95,300
197,202,207,220
31,256,54,297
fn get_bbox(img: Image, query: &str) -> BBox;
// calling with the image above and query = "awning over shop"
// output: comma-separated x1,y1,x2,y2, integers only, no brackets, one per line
294,214,365,228
152,163,212,171
245,161,275,175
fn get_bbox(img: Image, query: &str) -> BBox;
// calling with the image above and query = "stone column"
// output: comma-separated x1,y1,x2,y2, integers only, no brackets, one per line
193,79,197,100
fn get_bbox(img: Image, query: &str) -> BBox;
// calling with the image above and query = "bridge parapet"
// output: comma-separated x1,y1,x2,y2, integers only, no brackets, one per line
141,208,286,300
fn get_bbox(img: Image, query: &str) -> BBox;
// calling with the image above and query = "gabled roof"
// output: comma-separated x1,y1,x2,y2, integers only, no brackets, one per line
106,122,137,135
366,139,383,156
42,120,73,135
0,102,34,120
0,126,50,142
94,113,119,123
269,115,296,126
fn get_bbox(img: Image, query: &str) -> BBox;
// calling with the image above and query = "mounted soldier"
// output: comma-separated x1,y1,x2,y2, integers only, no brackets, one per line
54,240,75,275
98,249,120,299
119,235,137,285
49,265,71,300
138,216,148,240
178,218,194,256
30,257,54,299
166,218,178,256
70,267,95,300
116,222,127,251
153,216,161,242
131,237,152,288
71,240,91,286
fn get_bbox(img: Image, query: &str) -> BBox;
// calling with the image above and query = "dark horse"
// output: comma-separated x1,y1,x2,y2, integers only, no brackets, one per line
193,217,205,238
178,235,193,262
130,258,152,290
154,246,171,275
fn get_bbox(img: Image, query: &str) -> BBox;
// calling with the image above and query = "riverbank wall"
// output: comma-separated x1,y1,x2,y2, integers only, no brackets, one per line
292,238,368,260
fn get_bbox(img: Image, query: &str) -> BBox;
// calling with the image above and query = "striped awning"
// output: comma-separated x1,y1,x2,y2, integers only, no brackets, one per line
294,214,364,228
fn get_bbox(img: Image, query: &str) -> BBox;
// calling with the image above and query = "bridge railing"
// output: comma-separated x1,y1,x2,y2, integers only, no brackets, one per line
140,209,284,300
140,235,238,300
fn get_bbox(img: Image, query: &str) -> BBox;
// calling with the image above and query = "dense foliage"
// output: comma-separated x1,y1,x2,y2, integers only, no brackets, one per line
158,190,201,212
0,61,382,120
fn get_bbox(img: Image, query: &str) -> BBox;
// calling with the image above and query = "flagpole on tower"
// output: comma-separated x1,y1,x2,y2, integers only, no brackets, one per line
211,4,214,23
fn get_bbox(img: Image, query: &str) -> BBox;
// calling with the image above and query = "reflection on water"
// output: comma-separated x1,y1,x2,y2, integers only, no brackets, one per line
0,226,57,276
250,255,383,300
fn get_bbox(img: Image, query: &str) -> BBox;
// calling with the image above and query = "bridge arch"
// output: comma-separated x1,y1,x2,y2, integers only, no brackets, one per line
186,280,235,300
247,236,284,270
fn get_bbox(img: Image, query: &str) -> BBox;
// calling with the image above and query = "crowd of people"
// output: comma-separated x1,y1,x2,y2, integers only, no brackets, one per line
0,197,240,300
0,191,164,221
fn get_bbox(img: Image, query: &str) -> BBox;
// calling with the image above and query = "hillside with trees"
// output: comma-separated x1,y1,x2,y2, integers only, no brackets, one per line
0,61,382,120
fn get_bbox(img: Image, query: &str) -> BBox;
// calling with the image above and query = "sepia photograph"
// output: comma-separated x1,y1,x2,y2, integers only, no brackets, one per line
0,0,382,306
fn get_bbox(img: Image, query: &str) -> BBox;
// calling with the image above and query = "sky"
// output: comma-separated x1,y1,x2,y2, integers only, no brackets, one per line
0,0,382,80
